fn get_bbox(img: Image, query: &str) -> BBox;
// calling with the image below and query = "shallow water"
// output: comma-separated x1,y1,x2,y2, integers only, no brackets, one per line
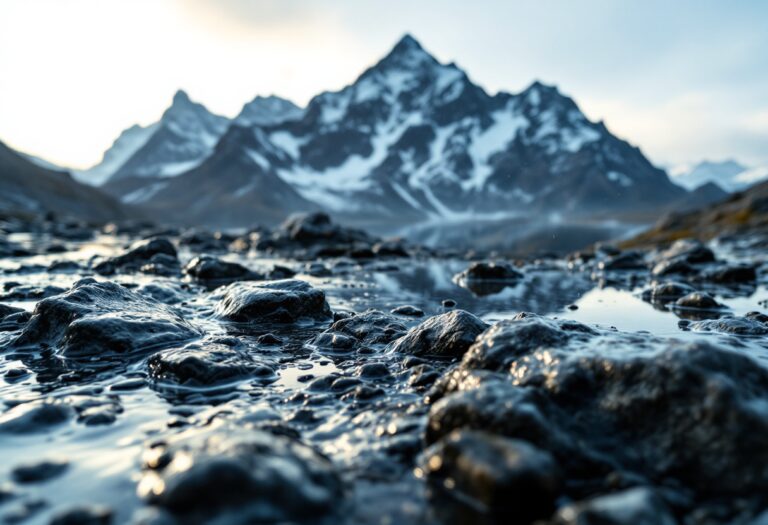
1,233,767,524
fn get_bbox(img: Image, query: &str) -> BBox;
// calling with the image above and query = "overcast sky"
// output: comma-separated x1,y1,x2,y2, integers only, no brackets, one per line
1,0,766,170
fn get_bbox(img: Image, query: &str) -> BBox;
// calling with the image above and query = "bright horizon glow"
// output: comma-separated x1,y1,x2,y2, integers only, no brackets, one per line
1,0,767,170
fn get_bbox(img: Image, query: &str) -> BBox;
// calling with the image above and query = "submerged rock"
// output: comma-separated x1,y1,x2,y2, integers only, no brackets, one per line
215,279,331,324
390,310,488,358
138,428,343,524
8,278,200,359
11,458,69,483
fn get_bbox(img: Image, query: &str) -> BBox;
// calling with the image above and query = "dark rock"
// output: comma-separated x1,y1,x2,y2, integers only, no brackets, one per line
11,458,69,483
0,284,67,301
674,292,724,310
183,255,260,287
689,315,768,336
640,281,696,303
8,279,200,359
455,261,523,282
442,299,457,308
657,239,716,265
598,251,646,271
372,239,409,257
138,429,343,523
138,253,181,277
215,279,331,324
0,303,23,320
703,264,758,284
94,237,177,275
421,430,561,520
428,333,768,499
328,310,407,346
651,258,697,277
390,310,488,358
148,342,260,387
391,305,424,317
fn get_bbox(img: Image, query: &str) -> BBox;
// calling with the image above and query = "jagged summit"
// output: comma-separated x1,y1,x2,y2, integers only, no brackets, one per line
81,34,687,226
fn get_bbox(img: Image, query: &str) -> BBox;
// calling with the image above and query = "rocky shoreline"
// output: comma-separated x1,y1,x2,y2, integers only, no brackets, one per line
1,212,767,524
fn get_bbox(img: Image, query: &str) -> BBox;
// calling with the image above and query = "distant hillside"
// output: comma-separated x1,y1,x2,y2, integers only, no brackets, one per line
0,139,131,222
623,179,768,247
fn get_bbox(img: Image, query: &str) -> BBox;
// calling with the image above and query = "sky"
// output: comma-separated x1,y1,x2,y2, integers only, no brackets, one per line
0,0,766,171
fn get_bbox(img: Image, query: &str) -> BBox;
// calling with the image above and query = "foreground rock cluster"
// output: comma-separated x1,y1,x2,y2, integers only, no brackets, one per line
0,212,767,524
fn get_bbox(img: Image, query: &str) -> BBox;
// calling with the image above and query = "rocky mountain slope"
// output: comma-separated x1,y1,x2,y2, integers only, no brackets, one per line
625,179,768,247
0,139,129,222
113,35,686,227
76,91,303,193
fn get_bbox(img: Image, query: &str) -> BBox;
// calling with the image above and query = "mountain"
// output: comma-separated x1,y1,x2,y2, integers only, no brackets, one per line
235,95,304,127
75,123,159,185
0,139,129,222
671,160,768,192
103,34,687,227
625,179,768,247
78,91,302,195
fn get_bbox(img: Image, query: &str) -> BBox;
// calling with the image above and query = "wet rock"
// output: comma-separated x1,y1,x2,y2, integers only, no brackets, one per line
328,310,407,346
372,239,409,257
651,258,697,277
455,261,523,282
703,264,758,284
178,229,234,252
138,253,181,277
0,310,32,332
428,334,768,499
0,303,23,320
138,429,343,524
674,291,724,310
215,279,331,324
552,487,676,525
458,313,596,373
48,506,112,525
311,331,357,352
640,281,696,303
0,400,73,434
47,260,82,273
657,239,716,265
304,261,332,277
442,299,457,308
421,430,561,521
94,237,177,275
390,310,488,359
598,251,646,271
135,283,186,305
689,314,768,336
183,255,260,287
254,212,375,258
0,283,67,301
391,305,424,317
148,342,260,387
8,279,200,359
11,458,69,483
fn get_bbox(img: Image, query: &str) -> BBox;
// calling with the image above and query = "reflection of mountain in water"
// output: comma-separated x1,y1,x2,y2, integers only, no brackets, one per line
328,260,596,319
398,216,644,255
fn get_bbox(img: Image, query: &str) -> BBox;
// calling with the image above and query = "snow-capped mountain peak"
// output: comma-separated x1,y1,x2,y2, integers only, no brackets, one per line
235,95,304,127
